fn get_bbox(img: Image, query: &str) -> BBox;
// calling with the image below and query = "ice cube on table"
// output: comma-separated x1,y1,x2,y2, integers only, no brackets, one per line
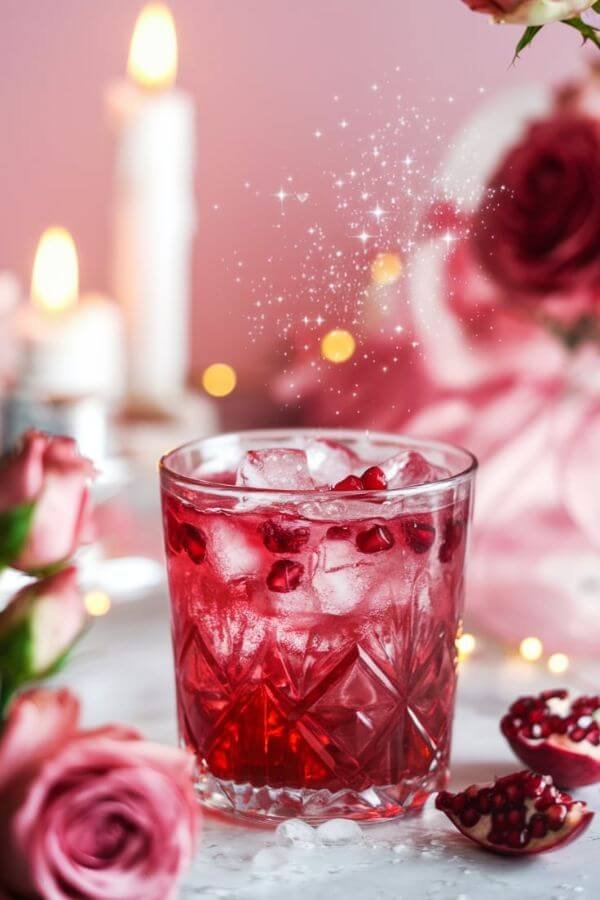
208,518,263,581
236,449,316,490
316,818,364,847
382,450,450,489
276,819,318,848
305,438,359,487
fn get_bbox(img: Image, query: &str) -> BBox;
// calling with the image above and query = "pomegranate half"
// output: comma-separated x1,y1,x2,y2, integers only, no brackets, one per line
436,771,593,856
501,690,600,788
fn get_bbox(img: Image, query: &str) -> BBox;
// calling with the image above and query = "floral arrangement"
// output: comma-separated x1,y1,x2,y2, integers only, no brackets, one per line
0,431,198,899
462,1,600,55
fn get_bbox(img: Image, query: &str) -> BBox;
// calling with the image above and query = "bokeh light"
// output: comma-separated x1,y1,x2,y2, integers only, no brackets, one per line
321,329,356,364
456,632,476,661
548,652,570,675
519,637,543,662
84,590,111,617
128,2,178,90
370,252,403,286
31,227,79,314
202,362,237,397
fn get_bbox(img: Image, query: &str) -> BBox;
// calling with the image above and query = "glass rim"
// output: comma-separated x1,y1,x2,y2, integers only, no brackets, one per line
160,427,477,500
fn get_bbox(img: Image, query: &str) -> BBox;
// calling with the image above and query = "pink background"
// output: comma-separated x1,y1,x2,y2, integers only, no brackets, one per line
0,1,585,378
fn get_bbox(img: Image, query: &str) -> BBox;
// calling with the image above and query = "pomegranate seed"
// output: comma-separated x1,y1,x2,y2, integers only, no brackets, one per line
477,789,491,814
360,466,388,490
266,559,304,593
491,791,506,810
529,814,548,839
402,518,436,554
570,728,586,742
506,829,530,849
261,520,310,554
435,791,452,811
505,783,524,805
546,804,567,831
356,525,394,554
438,517,464,563
492,812,508,830
165,512,182,554
180,523,207,564
326,525,351,540
333,475,363,492
460,807,480,828
507,808,525,828
487,829,505,845
451,794,467,814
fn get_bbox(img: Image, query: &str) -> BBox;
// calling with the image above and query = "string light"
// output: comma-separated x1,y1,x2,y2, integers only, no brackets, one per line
519,637,544,662
202,363,237,398
84,590,111,617
321,329,356,364
456,633,476,661
370,252,403,286
548,653,570,675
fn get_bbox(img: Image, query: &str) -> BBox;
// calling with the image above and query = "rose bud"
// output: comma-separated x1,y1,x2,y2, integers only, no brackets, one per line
462,0,596,25
0,688,199,900
0,430,95,573
0,567,87,704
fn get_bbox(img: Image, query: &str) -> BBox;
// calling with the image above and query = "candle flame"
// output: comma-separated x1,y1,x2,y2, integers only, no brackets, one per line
31,227,79,314
128,3,178,90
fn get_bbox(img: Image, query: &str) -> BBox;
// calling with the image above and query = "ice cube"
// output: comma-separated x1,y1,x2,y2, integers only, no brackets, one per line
316,818,364,847
208,518,263,581
382,450,450,489
276,819,318,848
236,449,316,490
313,563,372,615
305,438,359,487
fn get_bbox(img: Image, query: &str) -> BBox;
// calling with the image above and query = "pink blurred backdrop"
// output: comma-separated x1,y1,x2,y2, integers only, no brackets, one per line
0,1,584,379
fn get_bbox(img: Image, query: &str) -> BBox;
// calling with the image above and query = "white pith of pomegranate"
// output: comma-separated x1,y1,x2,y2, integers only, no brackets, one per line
501,690,600,788
436,771,593,856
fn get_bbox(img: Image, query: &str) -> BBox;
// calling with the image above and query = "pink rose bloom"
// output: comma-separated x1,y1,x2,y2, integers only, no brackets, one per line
473,115,600,328
0,430,95,572
0,688,199,900
462,0,596,24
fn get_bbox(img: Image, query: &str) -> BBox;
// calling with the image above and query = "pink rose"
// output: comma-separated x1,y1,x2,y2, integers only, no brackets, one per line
0,568,86,704
0,430,95,572
0,688,199,900
473,115,600,327
462,0,596,24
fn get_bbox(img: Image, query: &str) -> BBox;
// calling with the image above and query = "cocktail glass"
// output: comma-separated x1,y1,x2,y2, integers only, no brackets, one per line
160,429,476,823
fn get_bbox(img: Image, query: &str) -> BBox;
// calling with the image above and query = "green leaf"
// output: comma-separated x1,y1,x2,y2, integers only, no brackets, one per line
0,502,35,567
563,17,600,49
593,2,600,14
513,26,543,62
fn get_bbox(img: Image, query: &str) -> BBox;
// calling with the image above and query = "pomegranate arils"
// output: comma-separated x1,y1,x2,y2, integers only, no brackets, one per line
326,525,351,540
360,465,388,490
261,520,310,554
402,518,436,554
165,511,182,554
333,474,363,491
179,523,207,564
266,559,304,593
436,771,593,856
501,690,600,788
356,525,394,554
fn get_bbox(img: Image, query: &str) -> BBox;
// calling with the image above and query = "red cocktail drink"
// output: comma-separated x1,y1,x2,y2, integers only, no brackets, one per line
160,430,476,822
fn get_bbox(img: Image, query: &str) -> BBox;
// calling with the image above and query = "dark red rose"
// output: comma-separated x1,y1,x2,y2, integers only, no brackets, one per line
473,116,600,320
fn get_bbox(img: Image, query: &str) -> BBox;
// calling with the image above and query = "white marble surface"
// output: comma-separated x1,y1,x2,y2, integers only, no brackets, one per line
59,570,600,900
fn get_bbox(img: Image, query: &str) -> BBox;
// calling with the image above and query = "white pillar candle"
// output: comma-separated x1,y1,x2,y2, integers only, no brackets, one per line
20,227,124,400
108,2,196,406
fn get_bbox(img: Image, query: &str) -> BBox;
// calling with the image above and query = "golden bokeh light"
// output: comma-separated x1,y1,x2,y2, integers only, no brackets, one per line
370,252,403,286
321,329,356,364
128,3,178,90
202,363,237,398
548,652,570,675
31,227,79,314
519,636,544,662
456,633,476,661
84,590,111,617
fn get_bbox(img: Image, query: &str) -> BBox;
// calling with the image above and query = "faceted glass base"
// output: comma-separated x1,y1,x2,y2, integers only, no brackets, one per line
195,768,446,824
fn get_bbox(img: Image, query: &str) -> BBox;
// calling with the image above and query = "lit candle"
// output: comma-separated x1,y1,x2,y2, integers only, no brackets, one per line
20,227,124,399
108,2,195,406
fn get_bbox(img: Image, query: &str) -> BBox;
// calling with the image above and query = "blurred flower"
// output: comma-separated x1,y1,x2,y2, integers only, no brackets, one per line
0,568,86,707
473,115,600,337
0,688,198,900
0,430,95,573
462,0,596,25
